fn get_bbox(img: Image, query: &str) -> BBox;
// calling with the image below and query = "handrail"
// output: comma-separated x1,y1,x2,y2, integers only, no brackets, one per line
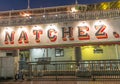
0,9,120,27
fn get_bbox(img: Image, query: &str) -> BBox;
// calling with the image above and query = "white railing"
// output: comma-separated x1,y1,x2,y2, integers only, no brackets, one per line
0,9,120,27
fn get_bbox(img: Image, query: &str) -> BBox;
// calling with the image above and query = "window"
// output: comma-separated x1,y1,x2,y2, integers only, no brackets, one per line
94,48,103,53
55,48,64,57
6,53,13,56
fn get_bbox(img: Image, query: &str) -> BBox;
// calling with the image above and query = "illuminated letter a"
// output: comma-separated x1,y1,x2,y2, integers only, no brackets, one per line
18,31,29,44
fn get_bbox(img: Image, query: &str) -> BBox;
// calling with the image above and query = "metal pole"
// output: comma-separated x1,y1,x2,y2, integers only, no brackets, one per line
27,0,30,9
75,0,78,4
28,64,32,80
115,44,119,59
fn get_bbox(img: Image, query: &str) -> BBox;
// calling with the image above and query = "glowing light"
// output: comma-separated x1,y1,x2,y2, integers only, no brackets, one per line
100,2,109,10
48,24,56,29
70,65,73,68
46,24,58,32
5,27,13,32
18,26,28,32
78,21,89,26
43,15,45,18
32,25,42,30
55,14,58,17
95,20,104,25
71,7,78,13
20,12,31,17
117,1,120,8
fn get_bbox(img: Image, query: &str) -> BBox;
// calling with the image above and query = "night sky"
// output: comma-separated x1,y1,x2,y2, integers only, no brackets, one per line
0,0,114,11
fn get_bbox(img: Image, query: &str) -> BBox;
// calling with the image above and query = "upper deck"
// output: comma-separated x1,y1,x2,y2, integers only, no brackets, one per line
0,0,120,26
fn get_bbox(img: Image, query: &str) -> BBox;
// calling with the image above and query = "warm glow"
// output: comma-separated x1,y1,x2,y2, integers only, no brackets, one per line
81,46,101,60
18,26,28,32
32,25,42,30
94,20,108,28
94,20,104,25
81,45,117,60
71,7,78,13
5,27,13,32
70,65,73,68
117,1,120,8
78,21,89,27
55,14,58,17
43,15,45,18
20,12,31,17
100,2,109,10
46,24,58,31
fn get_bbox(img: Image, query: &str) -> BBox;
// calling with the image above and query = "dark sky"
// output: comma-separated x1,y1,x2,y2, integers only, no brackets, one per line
0,0,114,11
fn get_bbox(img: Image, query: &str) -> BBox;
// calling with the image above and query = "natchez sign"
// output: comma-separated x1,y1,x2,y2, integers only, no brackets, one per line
0,19,120,48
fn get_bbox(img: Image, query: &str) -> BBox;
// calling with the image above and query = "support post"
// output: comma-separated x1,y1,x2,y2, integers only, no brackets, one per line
75,47,82,66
